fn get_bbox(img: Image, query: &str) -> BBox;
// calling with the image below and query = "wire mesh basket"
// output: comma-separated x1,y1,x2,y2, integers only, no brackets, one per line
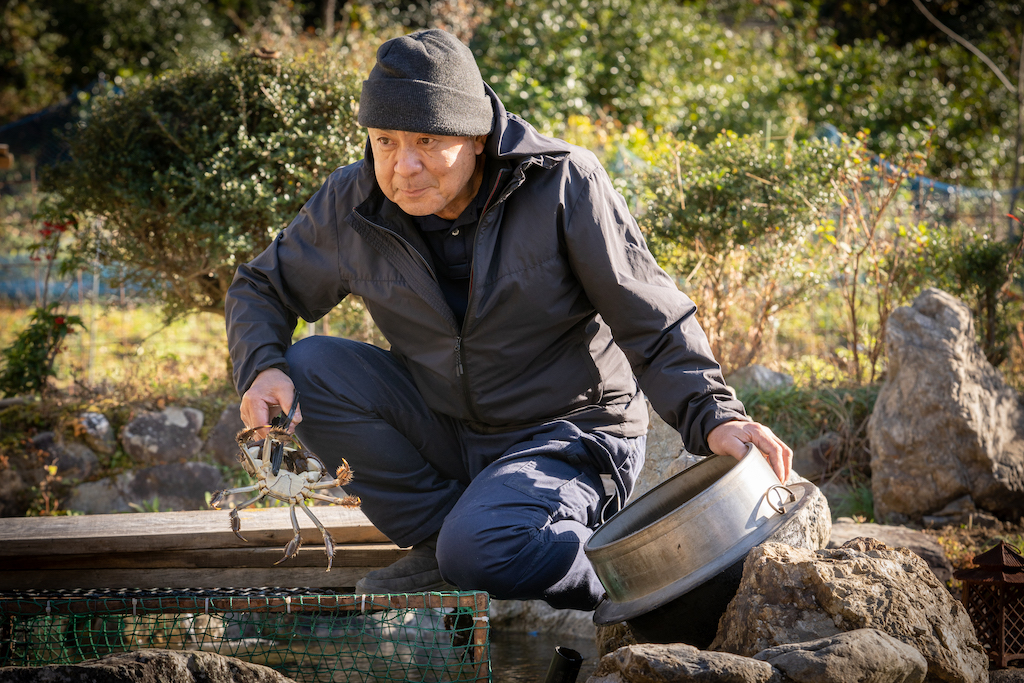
0,587,490,682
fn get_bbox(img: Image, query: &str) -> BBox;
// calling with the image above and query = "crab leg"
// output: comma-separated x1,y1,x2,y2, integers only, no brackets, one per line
227,492,267,541
210,484,258,509
308,492,361,507
297,500,337,571
275,504,303,565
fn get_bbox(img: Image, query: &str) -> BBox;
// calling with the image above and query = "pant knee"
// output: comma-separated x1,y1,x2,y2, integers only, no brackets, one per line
436,512,529,596
436,511,584,599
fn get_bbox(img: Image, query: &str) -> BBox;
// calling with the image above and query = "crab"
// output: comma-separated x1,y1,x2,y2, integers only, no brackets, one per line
210,398,360,570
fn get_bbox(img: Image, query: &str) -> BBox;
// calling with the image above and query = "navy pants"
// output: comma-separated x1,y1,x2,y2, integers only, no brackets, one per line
286,337,645,611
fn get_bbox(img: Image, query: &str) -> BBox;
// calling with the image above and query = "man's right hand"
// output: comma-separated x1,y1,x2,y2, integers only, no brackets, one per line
240,368,302,435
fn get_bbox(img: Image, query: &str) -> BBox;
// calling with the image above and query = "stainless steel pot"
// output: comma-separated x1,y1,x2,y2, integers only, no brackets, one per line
586,443,812,624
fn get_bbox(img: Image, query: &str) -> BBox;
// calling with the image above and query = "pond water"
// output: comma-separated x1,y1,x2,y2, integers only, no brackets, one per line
490,630,599,682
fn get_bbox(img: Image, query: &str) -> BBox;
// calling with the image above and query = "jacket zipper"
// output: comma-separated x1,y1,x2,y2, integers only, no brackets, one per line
456,168,511,384
357,166,522,421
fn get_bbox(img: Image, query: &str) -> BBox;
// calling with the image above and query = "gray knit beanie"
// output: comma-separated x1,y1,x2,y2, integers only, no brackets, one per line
358,29,493,136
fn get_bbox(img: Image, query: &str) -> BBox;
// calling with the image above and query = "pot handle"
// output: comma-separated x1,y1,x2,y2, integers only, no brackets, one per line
765,484,797,515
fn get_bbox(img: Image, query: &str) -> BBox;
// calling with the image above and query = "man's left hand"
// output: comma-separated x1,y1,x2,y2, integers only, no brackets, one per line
707,420,792,483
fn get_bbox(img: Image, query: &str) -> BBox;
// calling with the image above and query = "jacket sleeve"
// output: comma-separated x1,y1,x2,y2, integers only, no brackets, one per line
562,159,748,455
225,172,351,396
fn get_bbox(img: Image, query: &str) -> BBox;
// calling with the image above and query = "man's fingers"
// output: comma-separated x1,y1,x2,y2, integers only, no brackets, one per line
749,427,792,483
708,420,793,483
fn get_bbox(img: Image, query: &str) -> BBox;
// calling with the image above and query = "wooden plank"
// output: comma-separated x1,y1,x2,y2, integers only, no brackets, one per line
5,545,406,571
0,507,388,557
0,566,375,591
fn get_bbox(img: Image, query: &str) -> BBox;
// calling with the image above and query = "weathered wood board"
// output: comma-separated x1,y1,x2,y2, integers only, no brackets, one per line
0,506,388,557
0,567,371,591
0,507,401,591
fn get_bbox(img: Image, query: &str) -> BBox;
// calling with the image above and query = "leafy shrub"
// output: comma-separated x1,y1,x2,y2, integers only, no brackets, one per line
472,0,796,138
616,128,850,369
42,48,364,320
0,302,83,397
930,226,1023,367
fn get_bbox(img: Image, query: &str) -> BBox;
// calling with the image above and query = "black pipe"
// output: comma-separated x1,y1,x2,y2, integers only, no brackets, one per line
544,646,583,683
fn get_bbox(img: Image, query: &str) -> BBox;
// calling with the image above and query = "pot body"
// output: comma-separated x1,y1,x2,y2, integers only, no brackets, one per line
586,444,806,623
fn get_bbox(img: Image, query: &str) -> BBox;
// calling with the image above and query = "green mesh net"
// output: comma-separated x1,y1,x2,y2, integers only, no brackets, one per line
0,588,490,682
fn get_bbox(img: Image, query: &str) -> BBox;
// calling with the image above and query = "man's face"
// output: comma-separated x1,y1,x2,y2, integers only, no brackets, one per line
368,129,486,220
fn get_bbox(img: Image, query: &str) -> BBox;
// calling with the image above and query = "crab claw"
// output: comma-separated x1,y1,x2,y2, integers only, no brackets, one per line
210,490,227,509
275,533,302,565
229,508,248,542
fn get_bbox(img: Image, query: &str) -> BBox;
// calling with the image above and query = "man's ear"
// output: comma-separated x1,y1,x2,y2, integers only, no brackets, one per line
473,134,487,154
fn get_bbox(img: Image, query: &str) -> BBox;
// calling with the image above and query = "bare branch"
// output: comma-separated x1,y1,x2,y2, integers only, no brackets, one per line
911,0,1015,94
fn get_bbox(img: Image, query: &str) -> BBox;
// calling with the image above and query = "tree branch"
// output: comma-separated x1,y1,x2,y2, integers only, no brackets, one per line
911,0,1016,94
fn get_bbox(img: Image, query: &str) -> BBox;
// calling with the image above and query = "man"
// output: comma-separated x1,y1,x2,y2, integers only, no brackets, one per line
226,29,791,611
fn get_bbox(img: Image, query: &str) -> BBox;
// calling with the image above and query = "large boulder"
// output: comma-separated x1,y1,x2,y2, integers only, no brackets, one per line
752,629,927,683
587,643,781,683
0,649,295,683
869,288,1024,522
122,406,205,464
65,461,223,513
711,540,988,683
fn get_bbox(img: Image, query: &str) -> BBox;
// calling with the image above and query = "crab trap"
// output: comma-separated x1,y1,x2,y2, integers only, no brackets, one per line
0,587,491,682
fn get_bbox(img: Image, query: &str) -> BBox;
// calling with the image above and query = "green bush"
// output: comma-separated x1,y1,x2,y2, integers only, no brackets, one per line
42,48,364,320
0,302,83,397
614,128,850,369
472,0,796,137
930,226,1023,367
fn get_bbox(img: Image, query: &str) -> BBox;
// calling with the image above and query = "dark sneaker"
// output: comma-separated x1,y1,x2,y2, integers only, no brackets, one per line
355,533,457,594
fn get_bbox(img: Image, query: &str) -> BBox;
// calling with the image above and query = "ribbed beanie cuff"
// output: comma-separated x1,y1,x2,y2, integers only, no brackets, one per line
358,29,494,137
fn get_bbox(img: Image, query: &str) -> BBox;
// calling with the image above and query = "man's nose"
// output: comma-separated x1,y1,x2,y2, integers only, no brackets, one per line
393,146,423,177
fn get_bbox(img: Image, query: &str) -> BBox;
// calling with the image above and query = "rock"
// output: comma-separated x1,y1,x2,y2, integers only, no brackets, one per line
597,623,641,657
0,466,27,516
31,431,98,481
791,431,842,482
76,411,116,454
726,364,794,394
868,288,1024,522
922,494,1003,529
122,406,205,464
203,403,246,467
65,462,223,513
587,643,781,683
991,671,1024,683
828,522,955,585
752,628,928,683
711,541,989,683
490,599,595,640
0,648,295,682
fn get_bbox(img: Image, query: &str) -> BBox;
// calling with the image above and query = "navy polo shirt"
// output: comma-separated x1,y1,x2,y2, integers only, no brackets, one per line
413,164,497,328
